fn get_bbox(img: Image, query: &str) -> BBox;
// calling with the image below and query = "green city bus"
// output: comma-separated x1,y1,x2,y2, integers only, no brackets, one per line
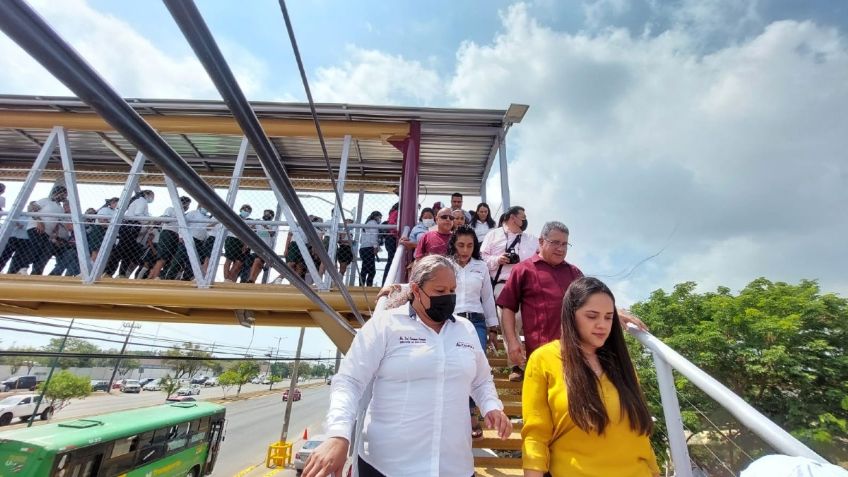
0,401,226,477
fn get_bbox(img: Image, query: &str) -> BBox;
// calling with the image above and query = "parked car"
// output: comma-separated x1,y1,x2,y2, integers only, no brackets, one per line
0,375,39,392
190,376,208,385
112,379,126,390
165,396,196,403
90,380,110,392
137,378,155,387
282,388,302,402
176,385,201,396
0,394,53,426
142,379,162,391
203,377,218,387
120,380,141,393
250,377,261,384
294,435,327,475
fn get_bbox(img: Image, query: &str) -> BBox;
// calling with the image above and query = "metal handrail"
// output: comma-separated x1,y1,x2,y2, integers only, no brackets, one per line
626,324,828,475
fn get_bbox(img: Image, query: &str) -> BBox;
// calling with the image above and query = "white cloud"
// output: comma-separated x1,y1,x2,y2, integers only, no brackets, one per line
0,0,267,99
448,3,848,300
311,46,442,105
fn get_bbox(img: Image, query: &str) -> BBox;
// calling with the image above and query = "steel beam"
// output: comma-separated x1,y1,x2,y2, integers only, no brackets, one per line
0,0,357,349
0,127,58,259
87,153,146,283
57,127,92,278
323,134,351,289
163,0,363,324
201,136,250,287
498,131,511,210
164,177,204,283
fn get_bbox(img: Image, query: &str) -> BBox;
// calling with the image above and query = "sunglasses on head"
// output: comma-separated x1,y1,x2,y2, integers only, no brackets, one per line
438,215,453,220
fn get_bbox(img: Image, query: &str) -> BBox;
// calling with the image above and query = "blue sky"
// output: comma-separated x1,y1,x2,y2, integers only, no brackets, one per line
1,0,847,358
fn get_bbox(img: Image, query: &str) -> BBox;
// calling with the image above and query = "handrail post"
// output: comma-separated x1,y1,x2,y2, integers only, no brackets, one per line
652,351,693,477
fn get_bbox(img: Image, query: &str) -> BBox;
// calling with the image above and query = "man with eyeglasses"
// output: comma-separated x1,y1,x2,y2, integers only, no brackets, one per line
496,221,582,381
413,207,455,261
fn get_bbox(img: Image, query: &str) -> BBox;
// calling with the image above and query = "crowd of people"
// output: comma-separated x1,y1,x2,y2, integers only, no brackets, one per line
301,190,660,477
0,184,358,283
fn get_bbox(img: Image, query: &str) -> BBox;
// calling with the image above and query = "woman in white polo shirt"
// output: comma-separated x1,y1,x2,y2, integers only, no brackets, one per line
302,255,511,477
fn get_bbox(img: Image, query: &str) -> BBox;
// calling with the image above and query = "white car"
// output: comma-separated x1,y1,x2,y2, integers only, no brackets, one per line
120,380,141,393
142,379,162,391
294,435,327,475
176,385,201,396
250,377,261,384
203,377,218,387
0,394,53,426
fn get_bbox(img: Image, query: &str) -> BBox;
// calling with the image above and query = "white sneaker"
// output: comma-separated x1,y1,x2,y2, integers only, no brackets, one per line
16,268,28,275
223,278,234,283
272,277,283,285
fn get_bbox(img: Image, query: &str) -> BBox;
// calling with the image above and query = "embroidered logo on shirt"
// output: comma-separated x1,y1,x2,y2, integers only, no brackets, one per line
455,341,475,350
399,336,427,344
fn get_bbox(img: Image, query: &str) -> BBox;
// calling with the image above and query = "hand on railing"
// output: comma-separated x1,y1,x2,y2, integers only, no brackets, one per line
618,308,649,331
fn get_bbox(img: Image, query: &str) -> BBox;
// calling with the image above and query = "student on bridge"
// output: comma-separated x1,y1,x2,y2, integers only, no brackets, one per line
521,277,660,477
304,255,511,477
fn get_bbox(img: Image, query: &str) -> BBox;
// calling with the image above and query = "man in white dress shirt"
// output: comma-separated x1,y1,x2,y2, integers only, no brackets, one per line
304,255,511,477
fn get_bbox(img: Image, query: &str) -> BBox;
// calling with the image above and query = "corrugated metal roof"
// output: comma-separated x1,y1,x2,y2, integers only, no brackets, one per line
0,95,511,195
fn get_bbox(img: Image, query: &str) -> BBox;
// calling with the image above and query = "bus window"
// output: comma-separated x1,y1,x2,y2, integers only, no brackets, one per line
189,419,206,445
110,435,138,458
166,422,190,452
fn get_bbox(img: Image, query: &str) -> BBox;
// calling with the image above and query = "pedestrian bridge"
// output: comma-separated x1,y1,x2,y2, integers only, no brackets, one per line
0,274,377,328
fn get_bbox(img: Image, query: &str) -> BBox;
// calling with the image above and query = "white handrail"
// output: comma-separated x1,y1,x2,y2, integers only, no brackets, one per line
626,325,828,466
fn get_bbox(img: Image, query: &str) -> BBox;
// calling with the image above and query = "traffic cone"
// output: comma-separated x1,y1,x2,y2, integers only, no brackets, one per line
302,428,308,440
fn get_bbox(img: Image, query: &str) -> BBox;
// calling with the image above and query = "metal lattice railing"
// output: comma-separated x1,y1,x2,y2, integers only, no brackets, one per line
0,165,407,288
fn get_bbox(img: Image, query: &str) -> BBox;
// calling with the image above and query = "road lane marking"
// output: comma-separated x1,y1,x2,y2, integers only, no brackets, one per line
233,463,259,477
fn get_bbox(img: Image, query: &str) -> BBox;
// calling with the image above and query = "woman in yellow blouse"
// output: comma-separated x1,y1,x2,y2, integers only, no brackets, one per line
522,277,660,477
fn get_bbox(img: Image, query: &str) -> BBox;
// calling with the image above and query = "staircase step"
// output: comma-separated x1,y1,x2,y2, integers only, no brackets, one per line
474,466,524,476
472,430,522,450
503,402,521,416
474,456,523,469
488,357,508,367
493,378,522,389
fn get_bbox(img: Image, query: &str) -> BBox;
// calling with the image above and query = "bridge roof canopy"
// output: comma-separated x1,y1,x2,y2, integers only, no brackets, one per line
0,95,526,195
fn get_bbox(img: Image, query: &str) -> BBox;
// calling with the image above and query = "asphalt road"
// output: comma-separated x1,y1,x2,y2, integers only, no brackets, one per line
0,380,320,429
212,384,332,477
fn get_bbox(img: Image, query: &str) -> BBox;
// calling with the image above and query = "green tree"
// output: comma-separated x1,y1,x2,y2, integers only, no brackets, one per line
230,361,260,397
217,370,239,397
43,338,101,368
630,278,848,472
1,347,44,374
267,374,282,390
38,370,92,416
162,342,211,380
159,374,181,398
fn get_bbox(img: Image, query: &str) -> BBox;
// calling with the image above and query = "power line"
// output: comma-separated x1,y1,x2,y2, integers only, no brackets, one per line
0,350,336,362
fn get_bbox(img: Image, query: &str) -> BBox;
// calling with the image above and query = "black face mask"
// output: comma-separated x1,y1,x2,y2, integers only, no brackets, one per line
520,219,528,232
420,290,456,323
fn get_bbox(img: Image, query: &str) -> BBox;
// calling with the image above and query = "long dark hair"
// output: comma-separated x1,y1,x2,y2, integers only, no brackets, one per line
469,202,495,228
130,189,153,202
447,225,481,260
560,277,653,435
365,210,382,223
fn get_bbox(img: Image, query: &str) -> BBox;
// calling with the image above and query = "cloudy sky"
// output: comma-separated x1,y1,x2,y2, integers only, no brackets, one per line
1,0,846,356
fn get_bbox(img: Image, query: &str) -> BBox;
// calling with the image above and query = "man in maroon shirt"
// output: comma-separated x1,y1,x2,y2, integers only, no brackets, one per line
497,221,582,381
414,207,454,260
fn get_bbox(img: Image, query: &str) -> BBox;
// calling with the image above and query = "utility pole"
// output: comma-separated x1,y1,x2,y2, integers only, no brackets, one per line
269,336,283,390
107,322,141,393
280,327,305,442
29,319,74,427
335,349,342,377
